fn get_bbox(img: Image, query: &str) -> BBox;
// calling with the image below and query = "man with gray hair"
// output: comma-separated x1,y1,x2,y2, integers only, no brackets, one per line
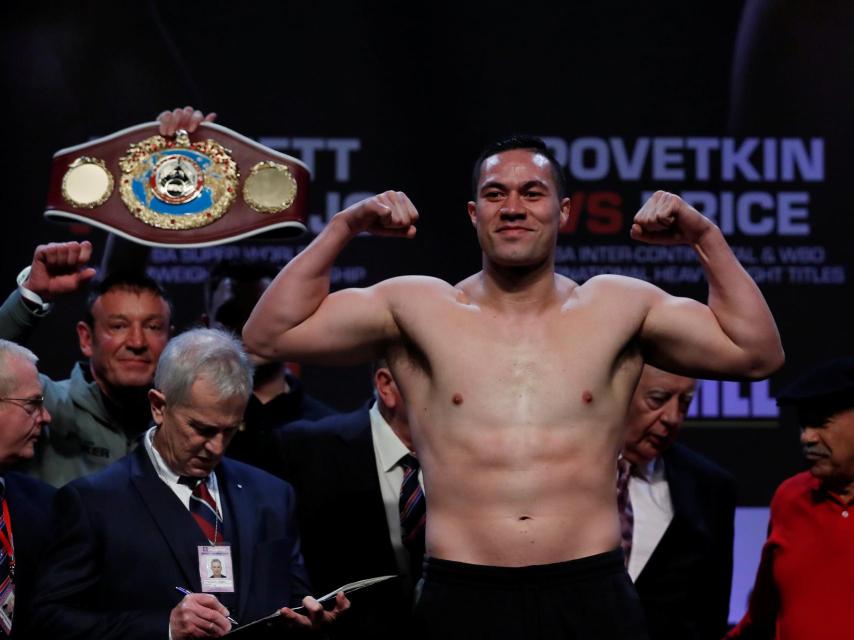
30,328,348,639
0,339,56,639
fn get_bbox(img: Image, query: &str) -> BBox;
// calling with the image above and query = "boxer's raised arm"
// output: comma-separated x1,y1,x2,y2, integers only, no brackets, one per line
243,192,417,365
632,191,784,379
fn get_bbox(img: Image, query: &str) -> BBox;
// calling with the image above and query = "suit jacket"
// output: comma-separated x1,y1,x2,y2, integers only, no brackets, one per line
276,405,413,639
633,443,736,640
226,373,337,475
3,472,55,640
29,446,311,640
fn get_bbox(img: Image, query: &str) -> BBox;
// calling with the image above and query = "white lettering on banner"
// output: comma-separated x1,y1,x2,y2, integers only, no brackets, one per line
151,246,300,266
146,249,363,286
326,139,362,181
555,265,649,280
787,266,846,284
544,137,824,182
307,191,376,233
640,191,811,236
777,246,825,263
289,139,325,174
258,137,361,180
146,266,209,283
553,244,845,286
687,379,778,419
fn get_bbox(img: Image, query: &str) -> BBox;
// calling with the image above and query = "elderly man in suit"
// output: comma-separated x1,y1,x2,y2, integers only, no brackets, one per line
619,365,736,640
30,328,348,639
0,340,55,640
276,360,422,639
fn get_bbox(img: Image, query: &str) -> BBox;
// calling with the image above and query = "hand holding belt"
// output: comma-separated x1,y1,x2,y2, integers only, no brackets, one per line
46,121,309,248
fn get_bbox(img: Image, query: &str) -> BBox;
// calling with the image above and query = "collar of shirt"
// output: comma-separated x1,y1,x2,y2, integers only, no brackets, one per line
369,401,413,472
633,456,664,483
369,400,423,581
143,425,222,514
811,476,854,508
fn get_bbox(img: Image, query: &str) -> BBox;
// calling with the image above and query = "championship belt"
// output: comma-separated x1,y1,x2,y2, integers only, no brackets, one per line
46,122,308,247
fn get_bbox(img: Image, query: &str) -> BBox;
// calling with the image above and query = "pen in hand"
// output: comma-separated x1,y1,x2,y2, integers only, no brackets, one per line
174,586,239,625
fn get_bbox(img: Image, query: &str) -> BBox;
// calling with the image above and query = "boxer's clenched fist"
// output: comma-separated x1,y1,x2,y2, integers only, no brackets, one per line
630,190,715,246
338,191,419,239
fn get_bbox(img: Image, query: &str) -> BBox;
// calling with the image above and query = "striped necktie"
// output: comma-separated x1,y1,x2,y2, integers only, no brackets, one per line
616,458,634,566
399,454,426,576
179,476,224,544
0,487,14,636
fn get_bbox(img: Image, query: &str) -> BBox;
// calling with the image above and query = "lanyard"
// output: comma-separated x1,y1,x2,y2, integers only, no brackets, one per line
210,517,221,546
0,499,14,581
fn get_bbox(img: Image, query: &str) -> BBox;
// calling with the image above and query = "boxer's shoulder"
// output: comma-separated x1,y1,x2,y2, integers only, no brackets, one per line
374,274,456,298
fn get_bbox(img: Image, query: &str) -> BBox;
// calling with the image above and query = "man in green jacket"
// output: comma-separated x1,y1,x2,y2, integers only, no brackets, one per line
1,243,171,487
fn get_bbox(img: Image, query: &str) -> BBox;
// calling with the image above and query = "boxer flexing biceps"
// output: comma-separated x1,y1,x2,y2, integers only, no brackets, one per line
243,138,782,640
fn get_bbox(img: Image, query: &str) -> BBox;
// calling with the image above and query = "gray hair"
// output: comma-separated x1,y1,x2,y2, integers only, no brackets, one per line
154,328,254,408
0,340,39,397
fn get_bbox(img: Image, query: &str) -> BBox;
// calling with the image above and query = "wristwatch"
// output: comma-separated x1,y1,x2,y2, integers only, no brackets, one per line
16,266,53,315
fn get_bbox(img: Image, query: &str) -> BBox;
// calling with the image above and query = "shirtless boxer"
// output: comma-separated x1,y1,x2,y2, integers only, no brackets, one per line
241,135,783,639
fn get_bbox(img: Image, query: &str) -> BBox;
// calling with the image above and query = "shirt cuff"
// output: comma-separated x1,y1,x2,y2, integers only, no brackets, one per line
16,266,53,315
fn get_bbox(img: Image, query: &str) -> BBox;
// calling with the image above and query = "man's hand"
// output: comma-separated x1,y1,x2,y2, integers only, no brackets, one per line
630,190,715,246
279,592,350,630
169,593,232,639
337,191,419,239
158,106,217,137
24,241,96,302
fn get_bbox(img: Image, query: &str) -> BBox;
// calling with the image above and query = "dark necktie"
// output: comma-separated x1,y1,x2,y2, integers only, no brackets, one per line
616,458,634,567
179,476,224,544
398,454,426,573
0,487,14,635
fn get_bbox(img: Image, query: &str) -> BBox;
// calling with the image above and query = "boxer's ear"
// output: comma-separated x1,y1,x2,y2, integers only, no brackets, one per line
559,197,571,228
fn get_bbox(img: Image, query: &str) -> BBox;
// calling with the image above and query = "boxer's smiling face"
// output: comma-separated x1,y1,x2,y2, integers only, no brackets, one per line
468,149,570,270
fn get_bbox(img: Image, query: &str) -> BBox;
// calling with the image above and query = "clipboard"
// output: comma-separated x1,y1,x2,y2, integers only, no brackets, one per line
226,575,397,637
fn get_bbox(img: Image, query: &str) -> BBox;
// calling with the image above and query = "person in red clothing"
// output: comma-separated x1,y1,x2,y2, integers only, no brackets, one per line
726,356,854,640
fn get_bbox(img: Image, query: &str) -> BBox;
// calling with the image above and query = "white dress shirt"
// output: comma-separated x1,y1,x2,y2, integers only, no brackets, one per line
627,456,673,582
369,401,424,578
142,426,224,522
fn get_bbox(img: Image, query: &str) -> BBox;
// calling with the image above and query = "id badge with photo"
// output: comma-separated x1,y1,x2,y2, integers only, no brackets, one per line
198,545,235,593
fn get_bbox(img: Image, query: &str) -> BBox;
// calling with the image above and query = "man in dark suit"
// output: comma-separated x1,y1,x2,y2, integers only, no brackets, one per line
30,328,348,640
276,360,422,639
0,340,56,639
620,365,736,640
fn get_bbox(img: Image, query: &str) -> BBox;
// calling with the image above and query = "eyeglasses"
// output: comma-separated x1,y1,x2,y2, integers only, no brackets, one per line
0,395,46,416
